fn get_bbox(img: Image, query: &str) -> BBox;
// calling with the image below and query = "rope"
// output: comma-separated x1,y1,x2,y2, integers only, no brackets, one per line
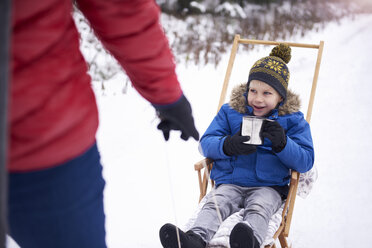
163,142,230,248
163,142,182,248
201,159,231,248
201,159,223,224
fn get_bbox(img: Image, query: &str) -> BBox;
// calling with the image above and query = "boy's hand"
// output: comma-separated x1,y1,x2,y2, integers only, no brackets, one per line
261,121,287,153
223,131,257,156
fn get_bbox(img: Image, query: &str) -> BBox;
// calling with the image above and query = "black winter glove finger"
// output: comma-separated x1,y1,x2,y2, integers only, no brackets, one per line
157,120,179,141
223,131,257,156
154,95,199,141
180,132,189,141
261,120,287,153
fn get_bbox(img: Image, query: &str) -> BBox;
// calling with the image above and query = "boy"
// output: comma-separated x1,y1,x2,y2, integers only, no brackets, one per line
159,44,314,248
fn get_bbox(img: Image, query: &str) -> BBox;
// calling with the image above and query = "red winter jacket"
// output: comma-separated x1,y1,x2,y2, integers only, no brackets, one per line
10,0,182,172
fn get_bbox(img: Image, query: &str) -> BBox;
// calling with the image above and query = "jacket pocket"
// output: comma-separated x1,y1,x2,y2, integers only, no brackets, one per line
255,151,290,184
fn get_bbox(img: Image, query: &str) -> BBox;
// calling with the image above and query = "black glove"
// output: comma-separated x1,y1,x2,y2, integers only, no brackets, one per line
154,95,199,141
261,120,287,153
223,131,257,156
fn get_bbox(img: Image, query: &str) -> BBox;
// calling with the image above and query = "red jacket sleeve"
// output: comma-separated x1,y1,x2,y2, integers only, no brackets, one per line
76,0,182,104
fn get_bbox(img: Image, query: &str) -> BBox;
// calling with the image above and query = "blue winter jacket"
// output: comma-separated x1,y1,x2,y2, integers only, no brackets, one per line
200,84,314,187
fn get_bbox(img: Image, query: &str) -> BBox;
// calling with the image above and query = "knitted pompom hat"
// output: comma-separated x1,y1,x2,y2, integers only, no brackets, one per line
248,43,291,102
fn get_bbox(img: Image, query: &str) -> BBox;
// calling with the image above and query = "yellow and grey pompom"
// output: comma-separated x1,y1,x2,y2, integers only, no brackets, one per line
270,43,291,64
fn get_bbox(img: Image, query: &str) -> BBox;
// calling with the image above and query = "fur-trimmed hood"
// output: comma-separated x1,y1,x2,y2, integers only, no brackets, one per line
229,83,301,116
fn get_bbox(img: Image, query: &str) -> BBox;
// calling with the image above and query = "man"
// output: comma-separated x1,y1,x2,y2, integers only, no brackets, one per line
8,0,199,247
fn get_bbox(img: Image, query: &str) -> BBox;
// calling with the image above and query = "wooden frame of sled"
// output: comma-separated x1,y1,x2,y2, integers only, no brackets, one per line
194,35,324,248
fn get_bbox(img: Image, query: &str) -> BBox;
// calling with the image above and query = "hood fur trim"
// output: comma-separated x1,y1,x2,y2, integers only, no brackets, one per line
229,83,301,115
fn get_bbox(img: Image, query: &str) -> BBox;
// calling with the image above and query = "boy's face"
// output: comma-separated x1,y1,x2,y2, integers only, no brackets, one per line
247,80,283,117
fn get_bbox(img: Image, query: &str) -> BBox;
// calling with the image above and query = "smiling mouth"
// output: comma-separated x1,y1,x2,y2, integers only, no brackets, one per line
253,105,265,110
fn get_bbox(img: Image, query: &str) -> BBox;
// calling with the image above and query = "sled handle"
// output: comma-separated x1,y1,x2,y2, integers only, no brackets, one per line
217,34,241,113
306,40,324,123
238,38,321,49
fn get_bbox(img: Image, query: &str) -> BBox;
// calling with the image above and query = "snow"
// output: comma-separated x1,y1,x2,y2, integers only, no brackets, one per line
190,1,207,13
6,13,372,248
215,3,247,19
98,14,372,248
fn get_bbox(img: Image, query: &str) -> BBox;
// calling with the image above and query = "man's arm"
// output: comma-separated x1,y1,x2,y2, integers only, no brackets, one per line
76,0,182,105
76,0,199,140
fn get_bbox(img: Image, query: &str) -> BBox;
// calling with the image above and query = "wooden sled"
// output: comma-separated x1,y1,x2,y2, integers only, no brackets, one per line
194,35,324,248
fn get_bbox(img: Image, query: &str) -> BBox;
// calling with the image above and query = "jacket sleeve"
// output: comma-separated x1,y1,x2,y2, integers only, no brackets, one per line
199,105,231,160
275,114,314,173
76,0,182,105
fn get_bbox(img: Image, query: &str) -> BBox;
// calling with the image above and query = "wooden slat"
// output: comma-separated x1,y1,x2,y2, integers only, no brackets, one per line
238,38,320,49
273,223,285,240
200,169,209,201
278,233,290,248
284,172,300,236
281,172,297,220
306,41,325,123
217,34,241,112
194,158,213,171
197,170,203,201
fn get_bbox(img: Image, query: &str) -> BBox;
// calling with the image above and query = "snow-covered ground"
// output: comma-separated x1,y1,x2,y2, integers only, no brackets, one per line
97,14,372,248
7,13,372,248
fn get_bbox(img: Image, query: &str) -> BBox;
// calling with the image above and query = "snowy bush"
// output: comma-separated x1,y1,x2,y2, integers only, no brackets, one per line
72,0,372,91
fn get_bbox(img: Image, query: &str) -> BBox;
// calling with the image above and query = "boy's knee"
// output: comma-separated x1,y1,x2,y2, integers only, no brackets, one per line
245,202,270,216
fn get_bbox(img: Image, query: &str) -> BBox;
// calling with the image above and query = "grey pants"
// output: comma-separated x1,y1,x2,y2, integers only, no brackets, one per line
189,184,282,245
